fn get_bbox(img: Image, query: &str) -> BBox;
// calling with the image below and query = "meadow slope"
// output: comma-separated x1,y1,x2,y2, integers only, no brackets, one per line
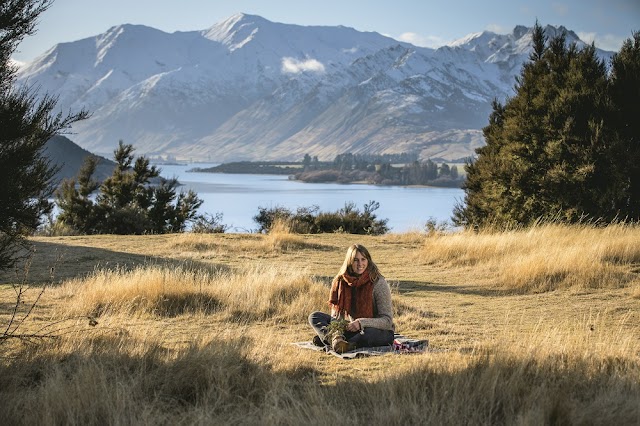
1,224,639,424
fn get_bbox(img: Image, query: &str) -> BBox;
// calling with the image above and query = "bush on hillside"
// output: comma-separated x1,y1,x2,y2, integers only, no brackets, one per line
191,212,229,234
253,201,389,235
55,141,204,234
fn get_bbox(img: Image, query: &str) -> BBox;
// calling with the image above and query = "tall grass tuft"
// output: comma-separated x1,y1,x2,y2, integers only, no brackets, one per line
420,222,640,292
53,263,327,322
170,232,222,253
263,218,310,251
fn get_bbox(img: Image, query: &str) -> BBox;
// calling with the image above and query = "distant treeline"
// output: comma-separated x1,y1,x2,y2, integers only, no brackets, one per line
193,153,464,187
295,152,464,187
191,161,300,175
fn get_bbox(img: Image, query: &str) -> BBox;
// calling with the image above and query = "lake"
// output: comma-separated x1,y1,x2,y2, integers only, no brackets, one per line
159,163,464,233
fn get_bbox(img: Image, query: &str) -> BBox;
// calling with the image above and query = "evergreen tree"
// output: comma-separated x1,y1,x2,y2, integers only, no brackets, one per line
302,153,311,169
424,159,439,180
56,142,203,234
454,23,634,228
608,31,640,217
93,142,158,233
55,156,100,233
438,163,451,178
450,165,459,180
536,38,610,221
453,100,506,227
0,0,88,269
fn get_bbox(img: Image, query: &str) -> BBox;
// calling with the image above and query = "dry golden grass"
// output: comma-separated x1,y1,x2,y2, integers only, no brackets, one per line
55,263,326,323
261,218,321,252
1,224,639,425
420,222,640,292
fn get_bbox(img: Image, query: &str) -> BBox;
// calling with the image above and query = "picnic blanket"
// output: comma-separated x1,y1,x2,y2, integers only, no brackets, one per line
293,334,429,359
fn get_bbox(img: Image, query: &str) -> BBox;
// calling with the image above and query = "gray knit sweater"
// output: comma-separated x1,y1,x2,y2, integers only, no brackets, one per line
345,276,395,332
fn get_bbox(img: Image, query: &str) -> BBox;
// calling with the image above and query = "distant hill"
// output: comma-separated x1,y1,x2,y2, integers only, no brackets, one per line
43,135,116,185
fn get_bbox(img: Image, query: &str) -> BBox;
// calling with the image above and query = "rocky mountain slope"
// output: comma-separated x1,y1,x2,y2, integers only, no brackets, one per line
17,14,613,162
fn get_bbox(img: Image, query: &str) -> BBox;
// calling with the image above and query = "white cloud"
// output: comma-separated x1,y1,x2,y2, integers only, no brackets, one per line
486,24,508,34
281,57,325,74
577,32,625,51
397,32,449,48
578,31,597,44
599,34,626,52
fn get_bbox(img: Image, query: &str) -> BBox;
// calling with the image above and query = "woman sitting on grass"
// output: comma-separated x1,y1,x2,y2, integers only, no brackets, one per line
308,244,395,353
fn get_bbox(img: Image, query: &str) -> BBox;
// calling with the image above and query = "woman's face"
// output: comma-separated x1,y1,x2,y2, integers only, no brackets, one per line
351,251,368,275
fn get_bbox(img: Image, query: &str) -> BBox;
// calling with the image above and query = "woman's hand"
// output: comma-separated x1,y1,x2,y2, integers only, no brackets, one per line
346,320,361,332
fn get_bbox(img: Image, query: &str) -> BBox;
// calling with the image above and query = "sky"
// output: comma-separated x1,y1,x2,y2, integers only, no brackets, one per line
12,0,640,63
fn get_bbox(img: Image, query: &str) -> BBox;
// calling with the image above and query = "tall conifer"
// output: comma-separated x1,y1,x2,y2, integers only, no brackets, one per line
454,23,638,228
609,32,640,217
0,0,88,268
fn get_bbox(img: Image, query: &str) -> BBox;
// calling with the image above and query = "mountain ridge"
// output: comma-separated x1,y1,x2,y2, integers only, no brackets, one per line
44,136,116,184
16,15,614,162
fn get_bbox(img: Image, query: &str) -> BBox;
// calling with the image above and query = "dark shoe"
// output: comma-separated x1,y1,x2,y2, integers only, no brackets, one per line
332,336,356,354
312,335,326,347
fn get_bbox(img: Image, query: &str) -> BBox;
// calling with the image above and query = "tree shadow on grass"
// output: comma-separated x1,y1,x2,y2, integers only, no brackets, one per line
395,280,507,297
1,333,638,425
0,239,231,285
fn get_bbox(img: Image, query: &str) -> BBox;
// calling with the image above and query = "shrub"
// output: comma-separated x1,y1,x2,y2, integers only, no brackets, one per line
253,206,298,233
55,142,203,234
191,213,228,234
253,201,389,235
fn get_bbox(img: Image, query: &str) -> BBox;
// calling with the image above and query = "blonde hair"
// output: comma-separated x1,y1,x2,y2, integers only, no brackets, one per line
335,244,381,281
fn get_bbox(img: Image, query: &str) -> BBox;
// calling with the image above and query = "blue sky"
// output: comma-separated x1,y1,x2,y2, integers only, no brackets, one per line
13,0,639,62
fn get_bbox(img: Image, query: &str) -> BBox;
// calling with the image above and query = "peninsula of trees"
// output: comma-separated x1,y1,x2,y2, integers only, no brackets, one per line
191,152,464,187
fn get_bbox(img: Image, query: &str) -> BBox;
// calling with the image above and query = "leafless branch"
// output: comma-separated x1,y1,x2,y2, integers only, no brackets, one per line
0,249,74,345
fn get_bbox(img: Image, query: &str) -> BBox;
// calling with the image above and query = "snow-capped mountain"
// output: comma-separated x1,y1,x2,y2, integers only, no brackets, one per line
16,14,614,162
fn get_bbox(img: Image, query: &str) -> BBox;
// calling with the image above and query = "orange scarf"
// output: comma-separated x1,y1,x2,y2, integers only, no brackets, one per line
329,270,374,319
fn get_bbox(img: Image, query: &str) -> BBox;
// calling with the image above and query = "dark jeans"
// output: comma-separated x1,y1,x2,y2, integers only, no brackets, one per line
308,311,394,348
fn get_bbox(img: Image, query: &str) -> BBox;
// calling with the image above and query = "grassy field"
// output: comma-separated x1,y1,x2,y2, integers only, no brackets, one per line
1,224,639,424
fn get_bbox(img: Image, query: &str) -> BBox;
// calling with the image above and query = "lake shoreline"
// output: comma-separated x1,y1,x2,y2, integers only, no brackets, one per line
189,160,464,189
158,163,463,233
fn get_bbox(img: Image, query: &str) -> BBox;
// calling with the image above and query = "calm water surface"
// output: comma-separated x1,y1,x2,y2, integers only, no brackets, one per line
159,163,464,233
